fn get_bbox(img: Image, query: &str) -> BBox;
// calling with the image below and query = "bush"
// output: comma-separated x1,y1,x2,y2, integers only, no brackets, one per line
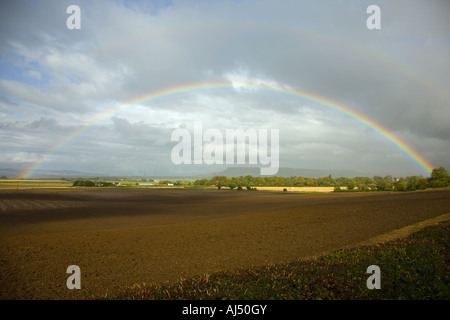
72,179,95,187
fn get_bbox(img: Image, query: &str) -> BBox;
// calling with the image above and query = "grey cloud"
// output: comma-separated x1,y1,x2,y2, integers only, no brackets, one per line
0,0,449,177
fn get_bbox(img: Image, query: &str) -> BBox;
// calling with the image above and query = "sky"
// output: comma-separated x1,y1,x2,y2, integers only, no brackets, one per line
0,0,449,178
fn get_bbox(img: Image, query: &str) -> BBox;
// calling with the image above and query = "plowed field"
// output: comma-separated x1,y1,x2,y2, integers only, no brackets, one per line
1,188,449,299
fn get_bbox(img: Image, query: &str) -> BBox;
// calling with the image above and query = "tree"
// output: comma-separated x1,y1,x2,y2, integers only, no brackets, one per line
375,179,391,191
384,175,394,183
317,176,333,186
194,179,209,186
358,184,369,192
346,179,357,191
394,178,408,191
430,167,449,181
243,175,255,188
406,176,419,190
355,176,374,185
274,177,285,186
429,167,450,188
295,176,305,186
417,178,429,190
228,180,237,190
210,176,227,187
335,177,348,186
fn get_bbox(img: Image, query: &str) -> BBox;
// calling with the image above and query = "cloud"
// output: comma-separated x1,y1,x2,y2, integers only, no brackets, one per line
223,67,290,92
0,0,449,177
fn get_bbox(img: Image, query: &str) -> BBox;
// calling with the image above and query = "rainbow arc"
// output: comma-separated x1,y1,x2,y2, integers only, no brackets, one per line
22,82,434,179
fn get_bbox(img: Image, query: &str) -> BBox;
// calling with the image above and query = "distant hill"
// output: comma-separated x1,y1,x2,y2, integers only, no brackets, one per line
0,168,108,179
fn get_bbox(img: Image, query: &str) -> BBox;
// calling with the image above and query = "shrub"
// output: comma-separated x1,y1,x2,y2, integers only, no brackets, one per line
72,179,95,187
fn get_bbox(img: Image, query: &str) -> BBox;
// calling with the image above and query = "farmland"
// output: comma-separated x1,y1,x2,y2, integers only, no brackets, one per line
0,188,449,299
0,179,342,192
0,179,73,189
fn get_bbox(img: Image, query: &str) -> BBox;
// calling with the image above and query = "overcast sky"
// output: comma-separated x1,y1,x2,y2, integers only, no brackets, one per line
1,0,449,178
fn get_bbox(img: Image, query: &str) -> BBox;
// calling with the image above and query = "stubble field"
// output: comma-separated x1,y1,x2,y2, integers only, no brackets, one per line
0,188,449,299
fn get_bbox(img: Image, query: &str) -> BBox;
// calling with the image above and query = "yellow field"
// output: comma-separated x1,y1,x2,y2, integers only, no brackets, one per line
0,180,72,189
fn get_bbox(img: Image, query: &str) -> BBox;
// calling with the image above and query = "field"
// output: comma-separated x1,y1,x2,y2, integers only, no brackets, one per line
0,188,449,299
0,180,73,189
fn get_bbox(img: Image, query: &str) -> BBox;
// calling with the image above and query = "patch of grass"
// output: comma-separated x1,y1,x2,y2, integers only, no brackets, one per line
110,221,449,300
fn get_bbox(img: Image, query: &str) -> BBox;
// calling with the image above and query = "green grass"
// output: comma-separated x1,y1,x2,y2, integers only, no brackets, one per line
110,221,449,300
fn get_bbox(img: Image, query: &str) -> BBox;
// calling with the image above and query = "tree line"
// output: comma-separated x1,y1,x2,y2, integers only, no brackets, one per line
72,180,114,187
71,167,449,192
193,167,450,192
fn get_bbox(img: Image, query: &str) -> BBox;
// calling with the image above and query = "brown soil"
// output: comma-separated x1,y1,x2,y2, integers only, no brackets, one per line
0,188,449,300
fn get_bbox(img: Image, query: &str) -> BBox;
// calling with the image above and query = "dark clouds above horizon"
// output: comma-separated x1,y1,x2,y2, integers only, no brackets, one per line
1,0,449,177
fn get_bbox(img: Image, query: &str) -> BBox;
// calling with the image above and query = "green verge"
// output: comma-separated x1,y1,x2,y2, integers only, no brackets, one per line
110,221,449,300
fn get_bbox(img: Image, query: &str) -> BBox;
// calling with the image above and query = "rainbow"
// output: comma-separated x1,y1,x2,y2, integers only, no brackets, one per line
21,82,434,178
